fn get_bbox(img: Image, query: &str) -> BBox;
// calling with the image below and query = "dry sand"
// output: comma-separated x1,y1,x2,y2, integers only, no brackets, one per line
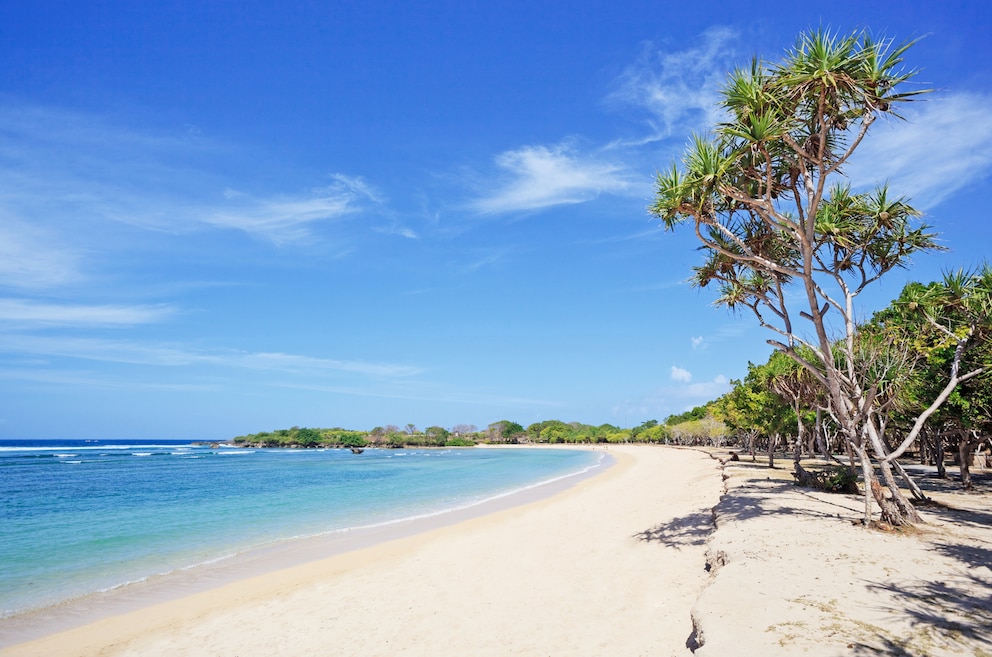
3,445,989,657
692,453,992,657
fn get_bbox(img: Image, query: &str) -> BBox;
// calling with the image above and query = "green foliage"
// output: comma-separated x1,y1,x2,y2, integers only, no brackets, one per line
424,426,450,446
715,361,793,438
232,427,367,448
867,268,992,440
295,427,321,447
665,406,708,425
486,420,525,443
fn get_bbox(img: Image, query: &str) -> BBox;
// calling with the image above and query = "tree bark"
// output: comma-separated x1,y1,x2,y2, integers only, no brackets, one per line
959,432,975,491
865,420,921,525
879,458,922,523
893,460,929,502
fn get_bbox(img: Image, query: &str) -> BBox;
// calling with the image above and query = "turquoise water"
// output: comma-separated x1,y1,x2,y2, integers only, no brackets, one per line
0,440,603,619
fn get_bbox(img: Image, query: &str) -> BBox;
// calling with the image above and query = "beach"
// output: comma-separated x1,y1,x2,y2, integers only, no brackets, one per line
1,446,719,656
3,445,990,656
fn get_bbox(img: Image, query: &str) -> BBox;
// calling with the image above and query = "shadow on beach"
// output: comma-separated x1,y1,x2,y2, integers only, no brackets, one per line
851,568,992,656
642,451,992,656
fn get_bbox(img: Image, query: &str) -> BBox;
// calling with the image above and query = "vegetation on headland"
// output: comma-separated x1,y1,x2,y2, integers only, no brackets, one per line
651,27,990,526
230,416,708,449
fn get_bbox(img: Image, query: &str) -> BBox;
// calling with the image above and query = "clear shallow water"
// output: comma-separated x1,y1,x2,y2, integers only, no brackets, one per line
0,440,603,619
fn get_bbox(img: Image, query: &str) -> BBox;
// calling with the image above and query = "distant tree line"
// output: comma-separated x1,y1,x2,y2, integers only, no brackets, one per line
230,413,733,450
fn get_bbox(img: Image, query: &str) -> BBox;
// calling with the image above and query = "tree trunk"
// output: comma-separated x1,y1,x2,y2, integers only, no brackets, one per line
936,436,947,479
815,409,829,459
856,448,908,526
893,460,929,502
866,421,922,526
959,432,975,491
879,458,922,524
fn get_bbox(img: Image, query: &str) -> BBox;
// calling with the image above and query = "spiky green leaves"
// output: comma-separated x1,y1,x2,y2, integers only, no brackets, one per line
652,27,935,307
814,184,939,275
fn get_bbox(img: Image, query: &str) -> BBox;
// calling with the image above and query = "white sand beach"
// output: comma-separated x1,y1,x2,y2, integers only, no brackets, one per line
692,454,992,656
3,445,989,657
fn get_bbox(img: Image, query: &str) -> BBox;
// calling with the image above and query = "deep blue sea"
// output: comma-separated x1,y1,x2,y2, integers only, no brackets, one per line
0,440,603,619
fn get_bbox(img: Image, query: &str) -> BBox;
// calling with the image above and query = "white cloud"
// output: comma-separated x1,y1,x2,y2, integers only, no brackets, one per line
461,250,505,273
205,175,381,243
0,102,382,246
607,27,739,139
0,299,173,327
844,93,992,209
691,336,705,350
614,374,731,420
471,143,635,214
670,365,692,383
0,334,421,379
373,223,419,240
233,351,421,378
0,218,83,290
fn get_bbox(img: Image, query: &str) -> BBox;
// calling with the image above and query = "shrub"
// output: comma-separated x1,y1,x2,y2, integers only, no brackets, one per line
794,466,859,494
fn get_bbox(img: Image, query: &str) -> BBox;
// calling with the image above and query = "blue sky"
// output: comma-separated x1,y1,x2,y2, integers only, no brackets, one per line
2,1,991,440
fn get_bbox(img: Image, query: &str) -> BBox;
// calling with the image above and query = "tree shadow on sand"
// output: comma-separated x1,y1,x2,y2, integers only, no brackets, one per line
634,511,714,547
634,478,858,547
714,478,860,523
847,538,992,656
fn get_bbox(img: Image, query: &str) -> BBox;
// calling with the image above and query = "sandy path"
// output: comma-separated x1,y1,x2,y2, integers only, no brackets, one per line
691,455,992,656
2,446,724,657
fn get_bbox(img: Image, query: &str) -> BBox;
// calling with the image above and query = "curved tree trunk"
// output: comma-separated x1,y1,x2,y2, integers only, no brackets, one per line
865,421,921,525
855,447,906,526
879,459,922,524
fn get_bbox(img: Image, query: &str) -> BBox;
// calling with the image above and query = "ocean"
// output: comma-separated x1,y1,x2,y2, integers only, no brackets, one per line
0,440,605,621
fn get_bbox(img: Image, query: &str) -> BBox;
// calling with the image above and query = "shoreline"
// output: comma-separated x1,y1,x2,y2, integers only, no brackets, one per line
6,445,989,655
0,445,725,656
0,445,613,649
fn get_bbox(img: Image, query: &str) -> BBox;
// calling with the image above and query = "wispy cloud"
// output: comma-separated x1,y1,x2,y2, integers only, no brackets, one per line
207,175,382,244
0,367,221,392
470,142,636,214
670,365,692,383
0,299,173,327
845,93,992,208
270,379,564,408
614,374,731,420
0,217,83,290
0,102,381,248
0,334,421,378
607,27,740,141
233,351,421,378
460,249,506,273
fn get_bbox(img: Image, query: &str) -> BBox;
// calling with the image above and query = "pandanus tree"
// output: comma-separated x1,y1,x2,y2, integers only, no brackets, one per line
651,28,943,525
882,268,992,489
